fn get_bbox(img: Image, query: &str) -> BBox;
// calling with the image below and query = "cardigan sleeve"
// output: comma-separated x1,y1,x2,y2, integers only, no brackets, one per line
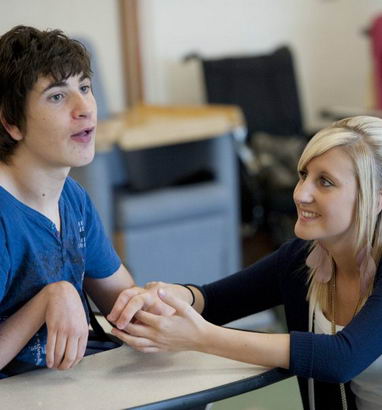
200,238,305,325
290,269,382,383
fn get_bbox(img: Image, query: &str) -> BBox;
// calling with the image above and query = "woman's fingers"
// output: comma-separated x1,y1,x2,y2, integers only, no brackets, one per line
157,289,189,314
111,328,159,352
134,309,163,327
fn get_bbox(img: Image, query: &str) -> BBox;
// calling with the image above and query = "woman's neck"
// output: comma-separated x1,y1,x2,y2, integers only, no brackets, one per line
319,240,359,280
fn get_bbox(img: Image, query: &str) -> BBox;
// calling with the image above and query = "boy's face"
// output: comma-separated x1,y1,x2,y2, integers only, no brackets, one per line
11,73,97,170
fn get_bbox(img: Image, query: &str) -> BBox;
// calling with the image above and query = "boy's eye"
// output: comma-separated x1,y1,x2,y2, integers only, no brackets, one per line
80,85,91,94
49,93,64,102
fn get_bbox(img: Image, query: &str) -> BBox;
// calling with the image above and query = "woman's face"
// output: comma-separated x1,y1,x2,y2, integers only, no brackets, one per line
293,146,358,249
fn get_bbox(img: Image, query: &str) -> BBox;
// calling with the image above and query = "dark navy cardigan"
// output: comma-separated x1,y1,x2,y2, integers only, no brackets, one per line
199,238,382,409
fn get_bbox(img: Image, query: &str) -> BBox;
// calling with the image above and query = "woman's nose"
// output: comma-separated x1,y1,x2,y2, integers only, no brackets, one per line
293,180,314,204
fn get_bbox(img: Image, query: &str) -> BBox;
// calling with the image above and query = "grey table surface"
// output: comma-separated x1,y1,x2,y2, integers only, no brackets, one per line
0,345,289,410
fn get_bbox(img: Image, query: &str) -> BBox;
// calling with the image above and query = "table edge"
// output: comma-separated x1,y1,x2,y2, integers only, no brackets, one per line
127,367,291,410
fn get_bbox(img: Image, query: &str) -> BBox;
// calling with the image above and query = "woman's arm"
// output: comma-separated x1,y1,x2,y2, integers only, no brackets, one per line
107,239,293,331
111,289,290,369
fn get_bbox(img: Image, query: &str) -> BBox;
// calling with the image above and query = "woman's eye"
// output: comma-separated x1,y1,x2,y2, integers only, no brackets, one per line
320,177,333,187
298,170,307,180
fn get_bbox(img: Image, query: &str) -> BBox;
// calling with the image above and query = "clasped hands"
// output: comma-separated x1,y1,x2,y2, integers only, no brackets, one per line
107,282,209,353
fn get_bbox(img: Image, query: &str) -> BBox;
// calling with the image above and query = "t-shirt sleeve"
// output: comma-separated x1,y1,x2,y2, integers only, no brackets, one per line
0,223,10,303
82,190,121,279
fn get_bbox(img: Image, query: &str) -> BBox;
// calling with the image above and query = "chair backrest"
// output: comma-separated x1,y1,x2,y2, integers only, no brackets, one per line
201,46,304,137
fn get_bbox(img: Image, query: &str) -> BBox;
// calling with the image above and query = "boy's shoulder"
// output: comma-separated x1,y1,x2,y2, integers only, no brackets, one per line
62,176,92,207
63,176,86,197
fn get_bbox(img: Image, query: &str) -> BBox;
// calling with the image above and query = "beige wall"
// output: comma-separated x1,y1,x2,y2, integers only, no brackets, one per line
139,0,382,129
2,1,382,130
0,0,125,114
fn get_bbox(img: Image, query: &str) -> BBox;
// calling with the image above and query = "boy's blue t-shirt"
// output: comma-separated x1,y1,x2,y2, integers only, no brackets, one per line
0,177,121,369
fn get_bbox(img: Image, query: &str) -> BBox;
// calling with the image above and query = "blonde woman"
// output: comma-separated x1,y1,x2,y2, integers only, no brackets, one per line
109,116,382,410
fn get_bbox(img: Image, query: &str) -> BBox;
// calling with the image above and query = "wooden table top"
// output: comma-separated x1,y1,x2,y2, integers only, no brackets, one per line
95,104,245,152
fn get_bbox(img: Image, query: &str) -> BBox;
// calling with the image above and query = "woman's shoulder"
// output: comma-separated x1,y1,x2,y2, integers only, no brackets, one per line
274,237,311,279
278,237,311,260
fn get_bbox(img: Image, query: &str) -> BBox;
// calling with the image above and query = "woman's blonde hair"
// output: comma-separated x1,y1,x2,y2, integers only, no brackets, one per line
298,116,382,311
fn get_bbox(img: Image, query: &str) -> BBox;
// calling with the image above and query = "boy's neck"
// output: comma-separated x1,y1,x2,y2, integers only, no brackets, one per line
0,157,69,212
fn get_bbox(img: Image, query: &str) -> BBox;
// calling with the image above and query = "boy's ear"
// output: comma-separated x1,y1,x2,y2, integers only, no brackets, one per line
0,113,24,141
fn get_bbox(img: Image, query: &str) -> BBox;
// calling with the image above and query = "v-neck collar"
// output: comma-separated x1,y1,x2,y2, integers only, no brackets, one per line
0,185,65,241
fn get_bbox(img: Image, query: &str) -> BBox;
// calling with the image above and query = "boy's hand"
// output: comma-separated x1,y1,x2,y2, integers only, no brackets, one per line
107,282,175,330
43,281,88,370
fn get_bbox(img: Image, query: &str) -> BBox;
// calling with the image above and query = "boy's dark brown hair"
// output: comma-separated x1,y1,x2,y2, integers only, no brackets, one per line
0,25,92,163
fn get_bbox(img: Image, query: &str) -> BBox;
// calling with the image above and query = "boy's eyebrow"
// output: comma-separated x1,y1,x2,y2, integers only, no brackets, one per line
41,80,68,94
41,75,90,94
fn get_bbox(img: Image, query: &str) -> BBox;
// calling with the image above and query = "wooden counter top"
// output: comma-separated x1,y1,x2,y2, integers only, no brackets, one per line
95,104,245,152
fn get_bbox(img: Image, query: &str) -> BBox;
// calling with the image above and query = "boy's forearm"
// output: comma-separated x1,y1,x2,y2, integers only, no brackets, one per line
84,264,135,316
198,324,290,370
0,289,47,370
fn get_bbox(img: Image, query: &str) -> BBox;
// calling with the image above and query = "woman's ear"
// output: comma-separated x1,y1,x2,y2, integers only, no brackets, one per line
377,191,382,215
0,113,24,141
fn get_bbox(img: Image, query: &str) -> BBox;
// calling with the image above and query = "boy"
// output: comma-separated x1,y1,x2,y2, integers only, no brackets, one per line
0,25,136,376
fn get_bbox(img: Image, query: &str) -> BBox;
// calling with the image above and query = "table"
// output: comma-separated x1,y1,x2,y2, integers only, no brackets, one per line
0,345,290,410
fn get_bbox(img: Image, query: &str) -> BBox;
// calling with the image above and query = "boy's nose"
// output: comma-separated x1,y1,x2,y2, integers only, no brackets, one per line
72,94,95,119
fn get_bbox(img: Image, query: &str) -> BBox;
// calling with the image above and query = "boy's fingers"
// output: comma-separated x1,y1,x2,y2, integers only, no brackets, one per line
53,333,67,368
114,297,147,329
59,337,78,370
108,288,141,321
73,335,87,367
46,331,57,368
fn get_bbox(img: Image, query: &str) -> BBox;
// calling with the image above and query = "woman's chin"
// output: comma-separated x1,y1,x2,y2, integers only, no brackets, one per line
294,223,315,241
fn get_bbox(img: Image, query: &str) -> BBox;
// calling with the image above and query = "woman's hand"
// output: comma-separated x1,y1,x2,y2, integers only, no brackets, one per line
107,282,193,330
44,281,89,370
111,289,211,353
